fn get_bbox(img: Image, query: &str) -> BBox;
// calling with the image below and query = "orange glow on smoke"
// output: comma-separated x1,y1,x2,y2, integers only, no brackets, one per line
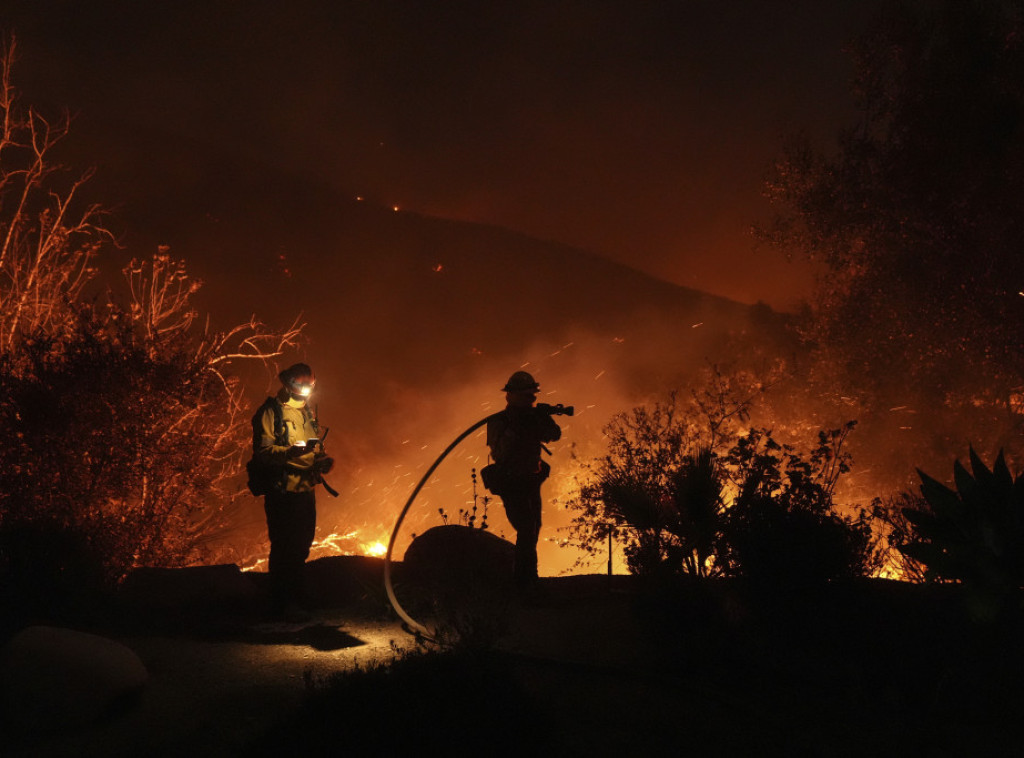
233,326,922,581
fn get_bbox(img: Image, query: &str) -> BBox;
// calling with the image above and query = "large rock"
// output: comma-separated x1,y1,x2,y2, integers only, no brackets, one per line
304,555,387,608
119,563,260,614
0,626,148,735
401,526,517,645
402,525,515,593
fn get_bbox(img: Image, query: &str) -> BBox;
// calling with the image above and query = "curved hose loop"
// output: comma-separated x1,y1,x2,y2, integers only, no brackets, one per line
384,413,502,638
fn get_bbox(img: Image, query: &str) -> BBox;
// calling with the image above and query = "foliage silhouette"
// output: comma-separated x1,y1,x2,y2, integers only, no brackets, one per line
565,369,763,578
898,448,1024,617
718,423,877,587
0,40,301,611
868,490,930,582
566,374,877,584
252,647,551,756
762,0,1024,485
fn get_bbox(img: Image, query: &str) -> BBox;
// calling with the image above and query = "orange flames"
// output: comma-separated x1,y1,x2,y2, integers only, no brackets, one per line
240,529,391,572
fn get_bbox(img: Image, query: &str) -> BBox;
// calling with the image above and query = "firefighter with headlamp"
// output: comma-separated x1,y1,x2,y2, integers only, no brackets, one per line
251,362,334,621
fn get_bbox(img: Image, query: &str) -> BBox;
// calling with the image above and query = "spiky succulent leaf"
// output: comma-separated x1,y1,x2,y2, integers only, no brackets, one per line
968,446,995,489
953,459,986,516
917,469,963,521
992,449,1014,492
901,507,964,544
909,451,1024,594
899,541,963,579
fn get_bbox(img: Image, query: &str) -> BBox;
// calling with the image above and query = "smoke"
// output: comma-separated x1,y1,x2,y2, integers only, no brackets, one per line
83,165,871,576
295,301,768,575
7,0,871,310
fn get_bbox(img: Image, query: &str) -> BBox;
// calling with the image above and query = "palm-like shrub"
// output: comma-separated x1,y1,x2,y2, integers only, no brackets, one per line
598,447,724,578
665,447,723,579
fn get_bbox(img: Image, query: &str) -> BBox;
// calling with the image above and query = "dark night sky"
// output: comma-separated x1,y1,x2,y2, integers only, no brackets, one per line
6,0,878,309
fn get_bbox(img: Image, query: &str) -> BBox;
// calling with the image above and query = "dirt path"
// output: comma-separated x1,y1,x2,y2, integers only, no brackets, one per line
5,574,647,758
14,572,1016,757
6,615,408,758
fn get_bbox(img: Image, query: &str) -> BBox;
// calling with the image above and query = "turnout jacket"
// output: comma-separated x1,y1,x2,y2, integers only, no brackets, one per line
486,405,561,476
253,389,322,494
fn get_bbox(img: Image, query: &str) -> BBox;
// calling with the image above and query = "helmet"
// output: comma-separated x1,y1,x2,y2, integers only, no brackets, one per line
279,363,316,398
502,371,539,393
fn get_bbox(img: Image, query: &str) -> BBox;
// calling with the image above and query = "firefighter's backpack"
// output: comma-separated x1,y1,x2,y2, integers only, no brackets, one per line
246,397,286,496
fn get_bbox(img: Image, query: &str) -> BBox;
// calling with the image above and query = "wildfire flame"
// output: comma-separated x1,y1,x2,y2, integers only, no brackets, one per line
309,529,392,560
240,529,392,571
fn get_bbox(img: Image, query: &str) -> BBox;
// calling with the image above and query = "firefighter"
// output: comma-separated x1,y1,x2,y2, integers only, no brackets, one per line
486,371,562,590
252,363,333,620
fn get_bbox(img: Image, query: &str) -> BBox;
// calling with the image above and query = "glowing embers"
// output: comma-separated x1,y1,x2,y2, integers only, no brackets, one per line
240,528,390,572
363,541,388,557
308,529,392,561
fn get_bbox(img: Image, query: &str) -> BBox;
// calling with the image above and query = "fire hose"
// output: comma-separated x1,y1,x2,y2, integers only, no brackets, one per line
384,403,573,638
383,413,500,638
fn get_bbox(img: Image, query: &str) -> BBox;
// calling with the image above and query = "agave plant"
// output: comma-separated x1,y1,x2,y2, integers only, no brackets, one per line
899,448,1024,598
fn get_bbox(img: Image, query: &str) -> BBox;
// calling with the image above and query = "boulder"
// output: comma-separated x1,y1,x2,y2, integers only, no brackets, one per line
304,555,386,608
119,563,260,614
401,526,517,645
402,525,515,593
0,625,148,735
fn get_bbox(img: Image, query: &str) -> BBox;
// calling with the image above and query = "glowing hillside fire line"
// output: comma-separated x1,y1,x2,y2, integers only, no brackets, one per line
310,530,391,558
313,530,360,550
241,529,390,571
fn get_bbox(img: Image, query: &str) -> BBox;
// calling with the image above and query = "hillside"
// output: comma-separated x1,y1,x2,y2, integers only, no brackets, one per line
80,131,793,570
89,129,783,407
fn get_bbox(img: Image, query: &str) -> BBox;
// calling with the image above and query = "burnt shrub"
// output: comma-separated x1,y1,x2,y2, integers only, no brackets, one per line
0,517,112,621
722,496,875,589
717,425,877,588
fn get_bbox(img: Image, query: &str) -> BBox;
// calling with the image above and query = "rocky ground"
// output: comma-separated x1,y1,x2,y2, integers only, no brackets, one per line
3,554,1024,757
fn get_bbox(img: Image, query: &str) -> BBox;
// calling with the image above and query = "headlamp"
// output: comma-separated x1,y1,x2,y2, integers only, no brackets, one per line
280,363,316,398
287,377,315,397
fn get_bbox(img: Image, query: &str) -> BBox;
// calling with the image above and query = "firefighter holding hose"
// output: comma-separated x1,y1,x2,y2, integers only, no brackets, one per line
485,371,565,593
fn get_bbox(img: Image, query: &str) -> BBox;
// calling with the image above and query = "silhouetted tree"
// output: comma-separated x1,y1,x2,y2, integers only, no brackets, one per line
764,0,1024,483
0,37,301,609
564,367,764,577
717,423,879,586
565,371,878,583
